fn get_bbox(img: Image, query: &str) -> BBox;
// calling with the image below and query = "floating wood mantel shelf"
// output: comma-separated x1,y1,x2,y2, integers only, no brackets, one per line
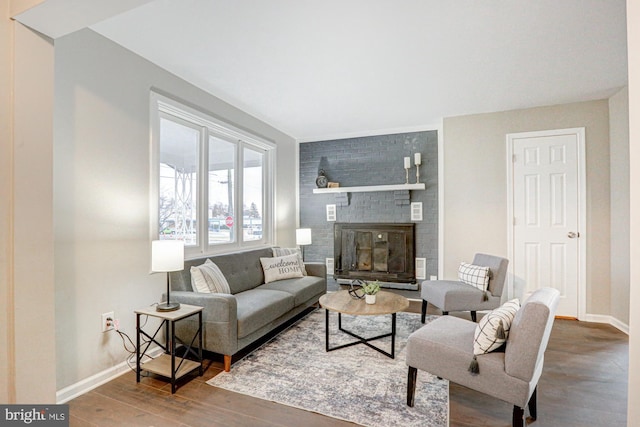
312,183,425,194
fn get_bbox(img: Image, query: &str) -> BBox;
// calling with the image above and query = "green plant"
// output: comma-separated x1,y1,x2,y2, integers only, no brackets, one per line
361,281,380,295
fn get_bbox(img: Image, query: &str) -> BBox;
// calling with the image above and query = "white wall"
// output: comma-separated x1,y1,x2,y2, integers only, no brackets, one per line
442,99,612,315
609,87,630,327
627,0,640,421
54,28,297,391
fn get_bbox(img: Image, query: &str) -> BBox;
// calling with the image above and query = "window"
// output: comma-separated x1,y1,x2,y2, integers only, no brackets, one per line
151,92,274,257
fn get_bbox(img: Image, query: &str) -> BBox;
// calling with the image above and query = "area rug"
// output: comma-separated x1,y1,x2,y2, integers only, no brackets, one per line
207,309,448,427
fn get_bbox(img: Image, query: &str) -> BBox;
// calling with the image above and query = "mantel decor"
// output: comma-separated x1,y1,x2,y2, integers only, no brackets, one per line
315,169,328,188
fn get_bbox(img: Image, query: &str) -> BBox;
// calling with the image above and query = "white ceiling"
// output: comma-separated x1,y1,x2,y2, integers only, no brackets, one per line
28,0,632,141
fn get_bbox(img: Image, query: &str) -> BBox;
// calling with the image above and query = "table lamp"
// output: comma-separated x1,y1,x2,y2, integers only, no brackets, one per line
152,240,184,312
296,228,312,261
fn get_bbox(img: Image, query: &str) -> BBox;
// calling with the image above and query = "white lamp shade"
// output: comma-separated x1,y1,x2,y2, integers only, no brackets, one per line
152,240,184,272
296,228,312,246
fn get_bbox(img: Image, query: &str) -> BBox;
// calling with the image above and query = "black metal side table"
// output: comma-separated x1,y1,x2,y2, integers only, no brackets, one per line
135,304,203,393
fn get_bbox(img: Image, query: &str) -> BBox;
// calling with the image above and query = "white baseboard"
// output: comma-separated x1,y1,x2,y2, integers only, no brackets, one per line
582,313,629,335
56,346,163,404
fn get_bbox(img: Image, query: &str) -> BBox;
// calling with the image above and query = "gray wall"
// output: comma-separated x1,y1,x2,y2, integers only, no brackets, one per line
299,131,438,279
54,28,297,390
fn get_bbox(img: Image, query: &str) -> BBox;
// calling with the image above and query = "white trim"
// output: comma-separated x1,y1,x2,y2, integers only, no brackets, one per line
56,346,163,404
149,90,276,257
506,127,587,319
297,123,442,144
581,314,629,335
153,91,275,150
437,120,444,280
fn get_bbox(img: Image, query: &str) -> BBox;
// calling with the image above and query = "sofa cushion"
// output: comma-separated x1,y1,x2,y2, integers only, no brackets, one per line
169,248,274,294
473,298,520,355
260,254,305,283
259,275,325,306
213,248,275,294
235,289,295,338
421,280,500,312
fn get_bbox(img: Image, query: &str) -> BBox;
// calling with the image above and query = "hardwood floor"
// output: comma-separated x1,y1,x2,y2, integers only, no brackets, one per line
68,304,628,427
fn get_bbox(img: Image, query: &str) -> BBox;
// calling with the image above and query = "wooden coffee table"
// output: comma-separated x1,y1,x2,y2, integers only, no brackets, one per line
318,290,410,359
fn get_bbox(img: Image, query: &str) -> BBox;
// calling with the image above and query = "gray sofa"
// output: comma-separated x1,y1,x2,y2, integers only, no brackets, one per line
167,247,326,371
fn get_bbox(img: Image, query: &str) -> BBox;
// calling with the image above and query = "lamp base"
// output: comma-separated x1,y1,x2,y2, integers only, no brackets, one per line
156,302,181,312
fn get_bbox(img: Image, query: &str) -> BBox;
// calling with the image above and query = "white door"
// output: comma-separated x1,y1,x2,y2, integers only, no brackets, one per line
507,128,585,318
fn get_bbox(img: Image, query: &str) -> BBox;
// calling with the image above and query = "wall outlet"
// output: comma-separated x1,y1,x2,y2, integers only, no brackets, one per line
325,258,334,275
102,311,115,333
411,202,423,221
415,258,426,280
326,204,336,221
430,275,438,281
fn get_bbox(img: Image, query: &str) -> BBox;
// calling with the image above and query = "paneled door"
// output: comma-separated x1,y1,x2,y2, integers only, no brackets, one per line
507,128,585,318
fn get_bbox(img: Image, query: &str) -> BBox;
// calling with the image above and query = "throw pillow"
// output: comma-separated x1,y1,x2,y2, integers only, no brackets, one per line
272,247,307,276
458,262,491,291
260,254,304,283
469,298,520,374
190,266,211,293
190,259,231,294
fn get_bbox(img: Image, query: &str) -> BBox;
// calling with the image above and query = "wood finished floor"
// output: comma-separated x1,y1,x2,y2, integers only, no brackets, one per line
68,303,628,427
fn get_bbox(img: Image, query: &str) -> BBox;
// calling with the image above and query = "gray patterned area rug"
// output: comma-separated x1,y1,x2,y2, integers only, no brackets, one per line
207,309,448,427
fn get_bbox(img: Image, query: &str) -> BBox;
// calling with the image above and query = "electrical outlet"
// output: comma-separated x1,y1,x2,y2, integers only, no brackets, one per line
102,311,115,333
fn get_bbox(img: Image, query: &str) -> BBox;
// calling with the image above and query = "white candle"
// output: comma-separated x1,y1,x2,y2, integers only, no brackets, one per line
414,153,422,165
404,157,411,169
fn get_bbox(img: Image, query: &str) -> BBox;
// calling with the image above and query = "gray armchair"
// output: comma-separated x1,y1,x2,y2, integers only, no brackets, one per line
407,287,560,427
421,253,509,322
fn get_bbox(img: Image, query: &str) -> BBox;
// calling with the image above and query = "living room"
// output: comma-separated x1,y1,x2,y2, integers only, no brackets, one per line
1,0,639,426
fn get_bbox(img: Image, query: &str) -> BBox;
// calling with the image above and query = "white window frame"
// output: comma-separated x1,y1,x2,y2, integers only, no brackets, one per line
150,91,275,258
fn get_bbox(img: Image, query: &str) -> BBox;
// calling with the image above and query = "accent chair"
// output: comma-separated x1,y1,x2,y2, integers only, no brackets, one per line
407,287,560,427
420,253,509,322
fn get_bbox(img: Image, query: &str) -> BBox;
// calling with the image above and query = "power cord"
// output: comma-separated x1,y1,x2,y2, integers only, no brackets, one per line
111,314,156,375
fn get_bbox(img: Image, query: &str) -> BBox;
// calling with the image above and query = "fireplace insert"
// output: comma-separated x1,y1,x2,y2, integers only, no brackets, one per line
333,223,415,284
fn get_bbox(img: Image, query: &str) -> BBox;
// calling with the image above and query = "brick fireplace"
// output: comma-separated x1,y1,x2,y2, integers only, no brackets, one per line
298,130,439,283
333,222,415,284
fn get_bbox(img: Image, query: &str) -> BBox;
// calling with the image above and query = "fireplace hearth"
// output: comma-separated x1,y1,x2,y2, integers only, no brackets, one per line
333,223,416,289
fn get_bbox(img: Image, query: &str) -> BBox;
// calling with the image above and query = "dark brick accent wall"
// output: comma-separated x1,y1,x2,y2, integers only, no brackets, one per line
299,130,438,279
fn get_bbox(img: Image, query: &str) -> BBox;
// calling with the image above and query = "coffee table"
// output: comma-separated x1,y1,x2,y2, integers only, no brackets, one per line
318,290,410,359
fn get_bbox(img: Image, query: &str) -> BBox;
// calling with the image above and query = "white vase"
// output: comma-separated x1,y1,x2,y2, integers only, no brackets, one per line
365,294,376,304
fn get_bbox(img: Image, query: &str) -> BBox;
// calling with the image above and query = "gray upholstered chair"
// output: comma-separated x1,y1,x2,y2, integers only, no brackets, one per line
407,287,560,427
421,253,509,323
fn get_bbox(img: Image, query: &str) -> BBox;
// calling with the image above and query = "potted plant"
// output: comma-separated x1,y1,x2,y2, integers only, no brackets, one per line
361,281,380,304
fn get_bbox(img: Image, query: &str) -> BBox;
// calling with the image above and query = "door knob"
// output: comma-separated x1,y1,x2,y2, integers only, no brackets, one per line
567,232,579,238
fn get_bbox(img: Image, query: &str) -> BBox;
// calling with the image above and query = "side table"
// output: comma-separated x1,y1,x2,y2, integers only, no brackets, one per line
135,303,203,393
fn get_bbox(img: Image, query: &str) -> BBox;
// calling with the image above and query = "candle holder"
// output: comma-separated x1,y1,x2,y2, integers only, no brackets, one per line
414,153,422,184
404,156,411,184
